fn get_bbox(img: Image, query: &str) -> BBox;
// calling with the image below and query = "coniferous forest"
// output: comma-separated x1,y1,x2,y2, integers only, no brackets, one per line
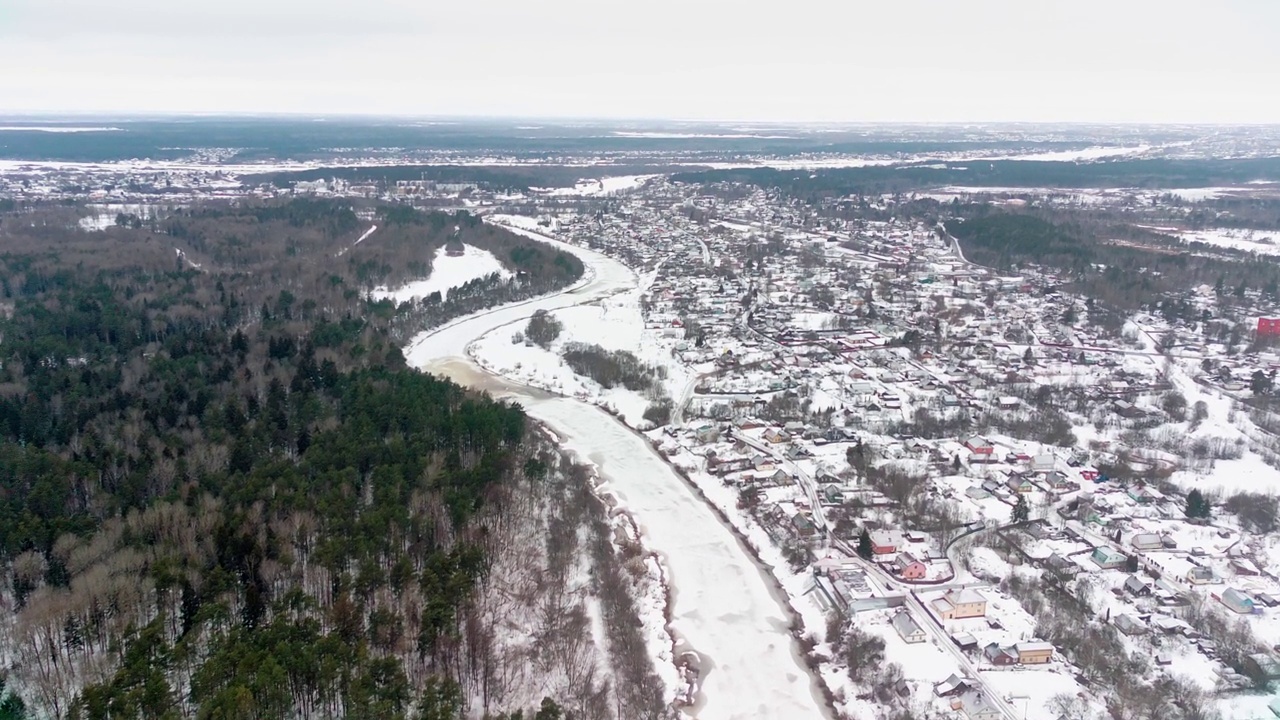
0,200,665,720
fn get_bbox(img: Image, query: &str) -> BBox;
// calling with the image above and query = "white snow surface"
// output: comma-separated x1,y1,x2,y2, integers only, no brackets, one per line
0,125,122,133
78,203,174,231
402,219,829,720
336,224,377,257
371,244,511,303
536,175,658,197
470,270,694,428
1169,227,1280,256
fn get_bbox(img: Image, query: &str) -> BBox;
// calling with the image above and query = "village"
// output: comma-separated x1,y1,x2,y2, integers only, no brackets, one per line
11,151,1280,718
462,177,1280,720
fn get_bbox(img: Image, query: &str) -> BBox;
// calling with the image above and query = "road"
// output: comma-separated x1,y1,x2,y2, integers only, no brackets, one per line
825,545,1019,720
729,430,829,533
695,236,712,264
406,220,834,720
728,425,1016,719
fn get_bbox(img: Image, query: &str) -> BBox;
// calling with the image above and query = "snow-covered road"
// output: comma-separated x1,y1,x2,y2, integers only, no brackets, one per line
404,221,831,720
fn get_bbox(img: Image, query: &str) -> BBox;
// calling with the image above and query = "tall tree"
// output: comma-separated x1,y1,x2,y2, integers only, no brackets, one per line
1012,495,1030,523
856,529,873,559
1186,489,1211,519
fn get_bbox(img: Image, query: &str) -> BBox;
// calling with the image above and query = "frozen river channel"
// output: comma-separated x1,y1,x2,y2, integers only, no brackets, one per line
403,222,830,720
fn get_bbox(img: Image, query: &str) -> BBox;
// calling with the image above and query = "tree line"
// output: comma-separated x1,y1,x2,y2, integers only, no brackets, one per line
0,199,656,719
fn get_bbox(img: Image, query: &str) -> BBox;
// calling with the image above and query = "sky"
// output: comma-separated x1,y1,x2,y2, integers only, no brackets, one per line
2,0,1279,123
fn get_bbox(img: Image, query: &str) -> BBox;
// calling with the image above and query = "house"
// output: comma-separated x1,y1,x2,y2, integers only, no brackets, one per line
950,632,978,652
933,673,972,698
869,530,901,555
1045,471,1077,491
1127,485,1164,504
1005,473,1034,494
1151,614,1191,635
1130,533,1163,552
951,691,1004,720
1015,641,1054,664
1091,547,1128,570
1031,453,1056,473
965,485,992,500
1124,574,1153,597
1186,566,1216,585
963,435,995,460
1220,588,1256,615
932,588,987,620
894,552,927,580
892,611,927,644
791,513,817,539
846,381,876,404
763,428,790,444
1114,614,1148,636
982,642,1017,666
694,424,720,443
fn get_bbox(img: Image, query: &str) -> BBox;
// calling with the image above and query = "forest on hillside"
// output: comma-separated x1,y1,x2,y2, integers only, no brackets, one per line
0,200,666,719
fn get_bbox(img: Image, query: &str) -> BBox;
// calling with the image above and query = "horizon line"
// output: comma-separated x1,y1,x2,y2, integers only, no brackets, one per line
1,110,1280,128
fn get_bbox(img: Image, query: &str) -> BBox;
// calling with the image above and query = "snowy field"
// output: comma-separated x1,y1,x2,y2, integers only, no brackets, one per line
78,202,175,231
1172,227,1280,255
371,244,512,303
536,175,657,197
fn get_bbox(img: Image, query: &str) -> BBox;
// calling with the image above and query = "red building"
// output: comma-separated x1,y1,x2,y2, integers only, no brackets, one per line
1259,318,1280,337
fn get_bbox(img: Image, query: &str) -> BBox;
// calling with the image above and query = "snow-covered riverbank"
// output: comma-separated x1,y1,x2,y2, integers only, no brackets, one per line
403,219,832,720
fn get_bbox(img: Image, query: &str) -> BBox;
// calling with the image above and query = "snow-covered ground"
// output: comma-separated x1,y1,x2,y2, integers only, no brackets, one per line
1147,226,1280,256
78,202,175,231
371,244,512,303
0,125,122,133
336,224,377,257
535,175,657,197
403,220,831,719
470,271,696,428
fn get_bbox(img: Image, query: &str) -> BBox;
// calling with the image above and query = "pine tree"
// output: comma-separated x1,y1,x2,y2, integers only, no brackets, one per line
856,529,873,559
1186,489,1210,519
1012,495,1029,523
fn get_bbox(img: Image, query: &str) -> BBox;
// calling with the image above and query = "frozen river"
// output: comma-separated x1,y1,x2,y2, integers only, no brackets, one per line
403,223,830,720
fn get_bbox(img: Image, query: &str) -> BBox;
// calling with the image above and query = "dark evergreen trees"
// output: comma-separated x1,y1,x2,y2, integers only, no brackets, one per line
856,529,873,559
1186,489,1211,520
1012,495,1030,523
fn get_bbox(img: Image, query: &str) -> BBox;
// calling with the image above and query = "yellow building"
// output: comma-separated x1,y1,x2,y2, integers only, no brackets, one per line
931,588,987,620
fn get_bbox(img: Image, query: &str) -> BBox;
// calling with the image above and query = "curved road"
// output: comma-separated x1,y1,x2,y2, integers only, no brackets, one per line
403,222,831,720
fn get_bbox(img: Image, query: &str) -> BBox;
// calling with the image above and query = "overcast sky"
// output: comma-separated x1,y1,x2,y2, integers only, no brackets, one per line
2,0,1279,123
